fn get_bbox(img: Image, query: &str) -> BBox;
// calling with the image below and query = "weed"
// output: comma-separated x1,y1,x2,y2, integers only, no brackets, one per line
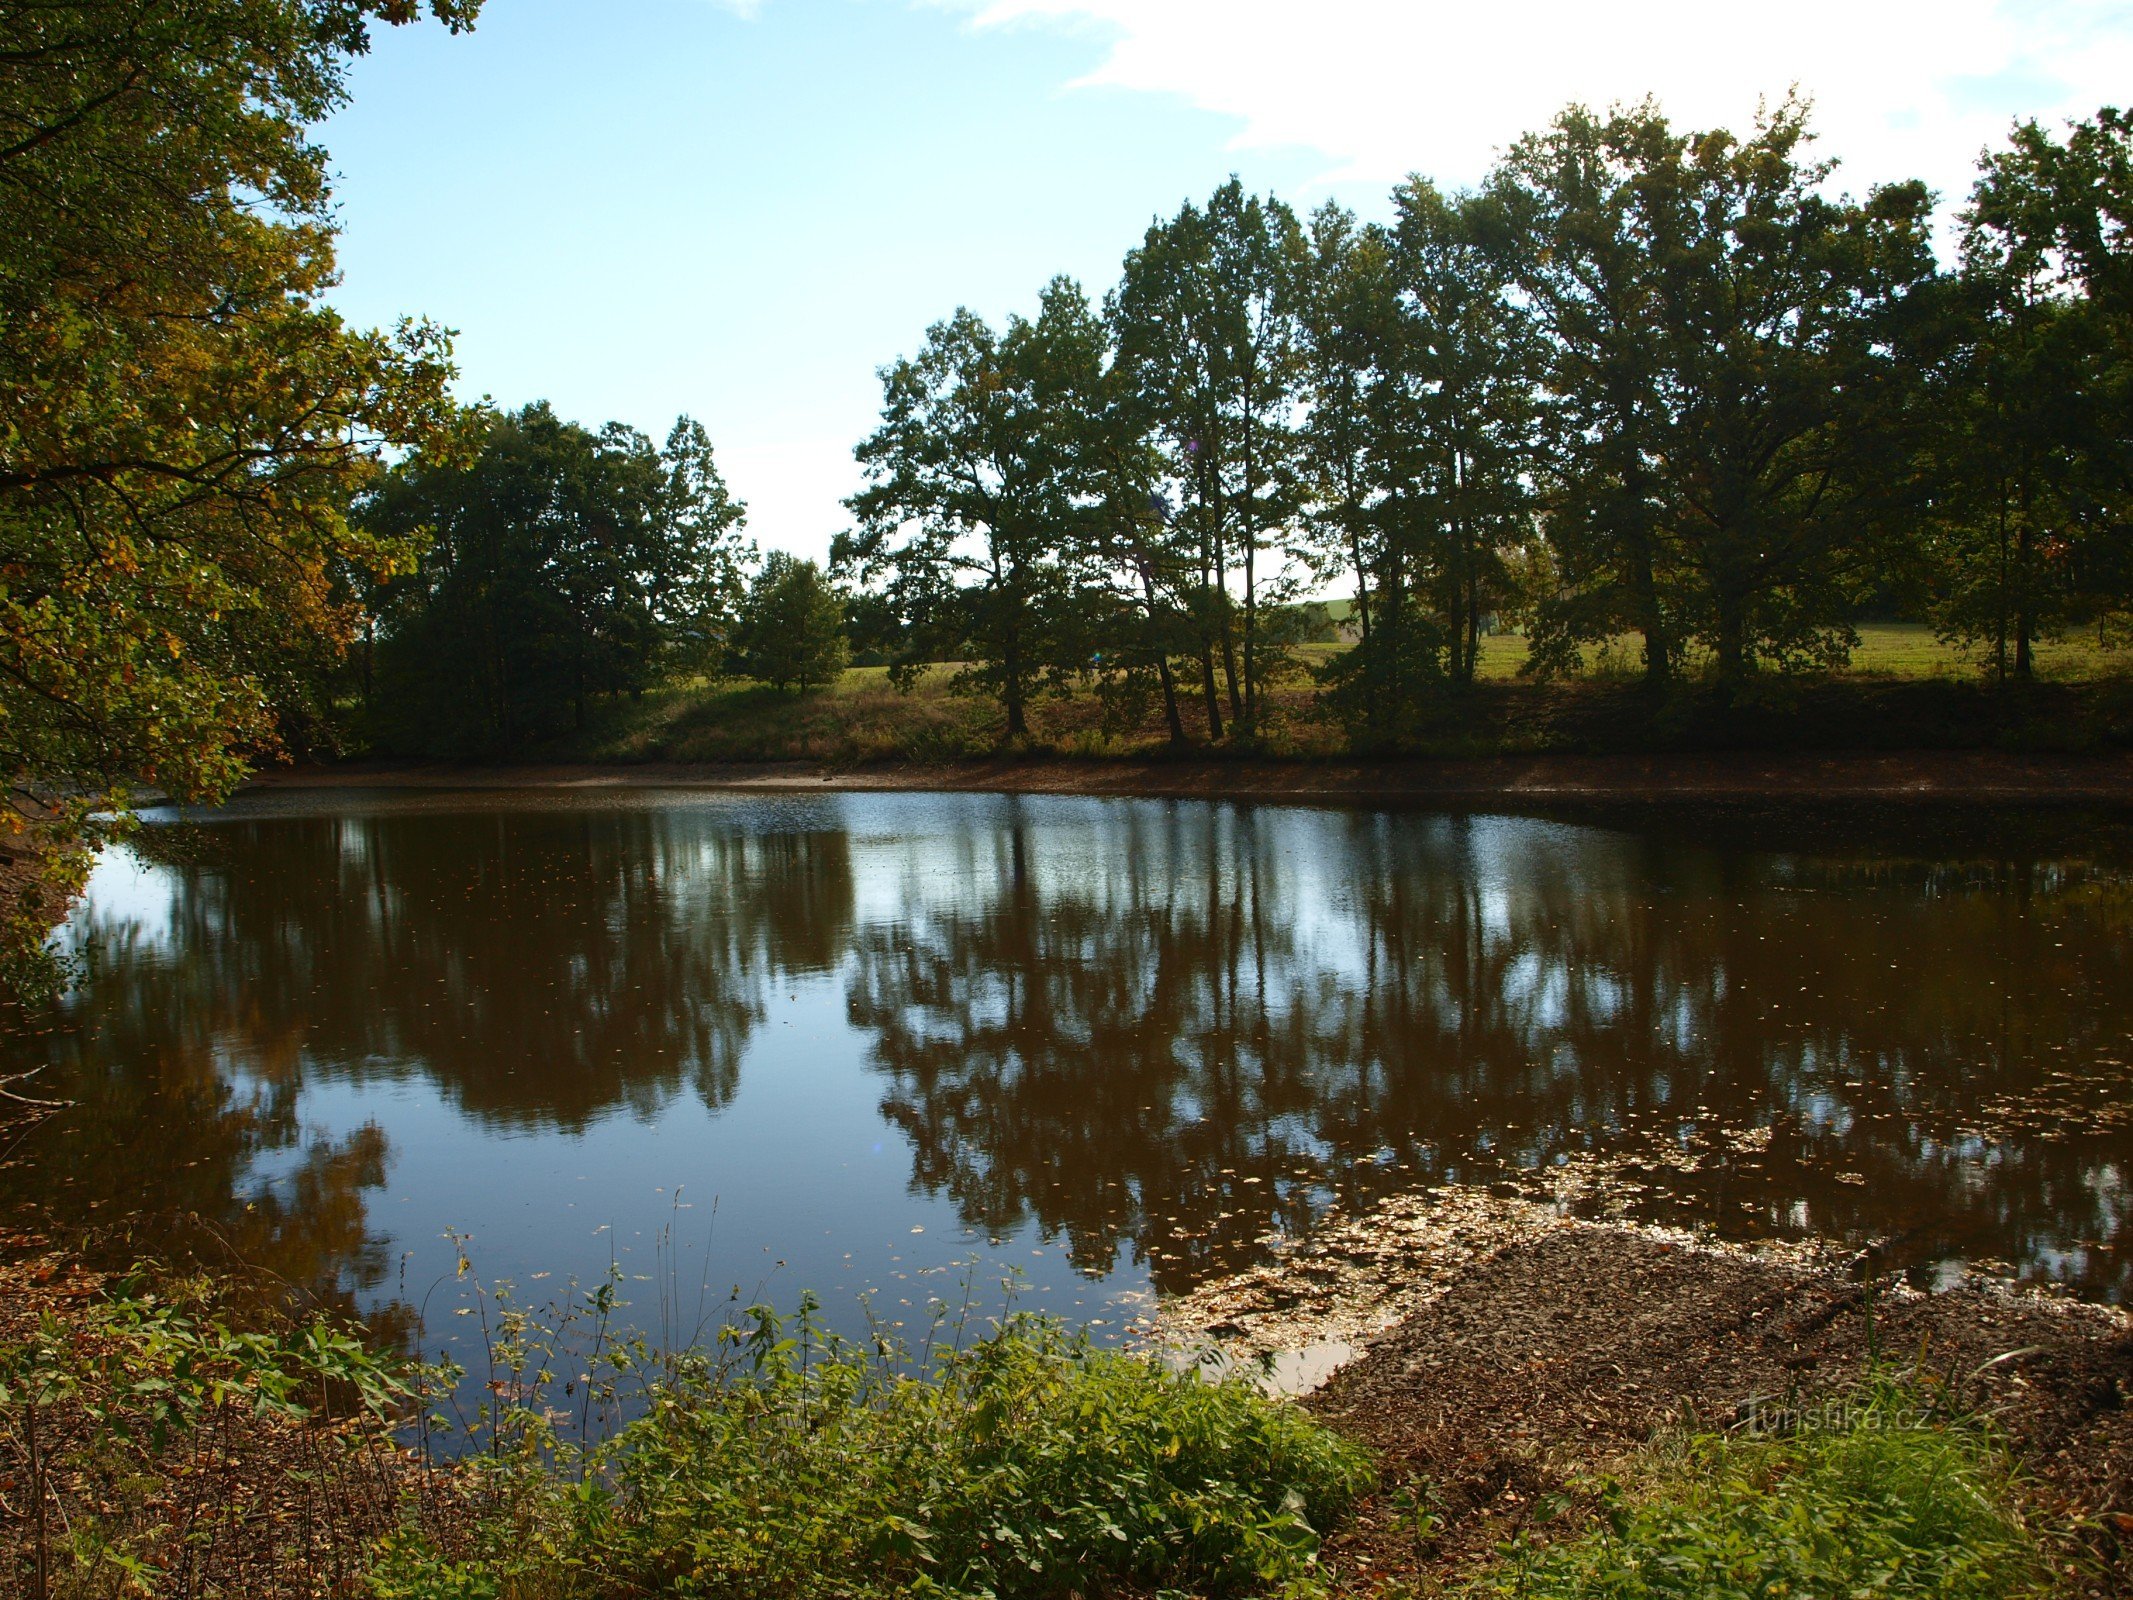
1464,1375,2061,1600
373,1301,1375,1600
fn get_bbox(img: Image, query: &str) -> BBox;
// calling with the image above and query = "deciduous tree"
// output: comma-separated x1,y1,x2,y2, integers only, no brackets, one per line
0,0,480,985
732,553,849,693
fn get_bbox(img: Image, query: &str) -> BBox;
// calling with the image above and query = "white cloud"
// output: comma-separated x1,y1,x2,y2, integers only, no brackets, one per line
944,0,2133,203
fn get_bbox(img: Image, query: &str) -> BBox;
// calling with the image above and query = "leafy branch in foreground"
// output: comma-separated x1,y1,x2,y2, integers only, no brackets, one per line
0,1268,423,1600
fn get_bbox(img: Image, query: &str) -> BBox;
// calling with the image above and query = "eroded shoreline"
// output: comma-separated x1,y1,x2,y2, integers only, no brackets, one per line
239,749,2133,810
1149,1175,2133,1593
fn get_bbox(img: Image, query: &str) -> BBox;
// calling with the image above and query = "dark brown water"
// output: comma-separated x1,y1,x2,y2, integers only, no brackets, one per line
4,788,2130,1368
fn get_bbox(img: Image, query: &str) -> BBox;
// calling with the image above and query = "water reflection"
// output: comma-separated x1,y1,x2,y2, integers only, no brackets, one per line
1,792,2129,1337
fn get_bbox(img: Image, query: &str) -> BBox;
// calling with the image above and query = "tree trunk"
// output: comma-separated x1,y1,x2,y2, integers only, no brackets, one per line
1994,484,2011,684
1212,512,1242,726
2014,478,2036,681
1139,565,1187,746
1194,527,1226,741
1240,410,1258,739
1155,656,1186,745
1464,574,1481,688
1713,580,1750,689
1350,531,1372,645
1003,640,1029,738
1634,544,1671,687
1219,611,1242,726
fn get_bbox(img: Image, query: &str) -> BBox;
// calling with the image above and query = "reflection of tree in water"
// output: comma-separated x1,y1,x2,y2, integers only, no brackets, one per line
849,807,2133,1297
0,898,404,1332
849,806,1337,1290
1,806,856,1316
7,796,2131,1315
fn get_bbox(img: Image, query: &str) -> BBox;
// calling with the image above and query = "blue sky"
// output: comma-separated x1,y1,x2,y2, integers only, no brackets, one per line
322,0,2133,562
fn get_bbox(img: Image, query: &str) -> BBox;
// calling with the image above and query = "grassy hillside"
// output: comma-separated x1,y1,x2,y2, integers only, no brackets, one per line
520,625,2133,767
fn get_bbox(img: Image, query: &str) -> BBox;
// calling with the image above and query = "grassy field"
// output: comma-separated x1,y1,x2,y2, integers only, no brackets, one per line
1296,624,2130,683
538,625,2133,767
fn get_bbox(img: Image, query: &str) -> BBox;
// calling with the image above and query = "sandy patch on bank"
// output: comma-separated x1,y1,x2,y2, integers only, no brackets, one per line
1151,1177,2133,1594
240,750,2133,809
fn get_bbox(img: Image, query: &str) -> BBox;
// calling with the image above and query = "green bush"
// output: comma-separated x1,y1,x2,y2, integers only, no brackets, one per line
372,1304,1374,1600
1470,1377,2058,1600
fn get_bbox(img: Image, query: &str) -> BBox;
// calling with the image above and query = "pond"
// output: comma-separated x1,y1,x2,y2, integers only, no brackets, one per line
4,788,2131,1374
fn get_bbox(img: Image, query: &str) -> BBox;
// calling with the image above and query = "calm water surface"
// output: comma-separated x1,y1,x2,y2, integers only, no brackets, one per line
4,789,2131,1368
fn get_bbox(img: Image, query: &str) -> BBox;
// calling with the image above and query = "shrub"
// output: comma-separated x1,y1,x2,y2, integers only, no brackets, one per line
0,1270,418,1600
373,1303,1374,1600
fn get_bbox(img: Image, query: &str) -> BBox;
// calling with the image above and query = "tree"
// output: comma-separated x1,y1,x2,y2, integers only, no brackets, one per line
1379,180,1539,687
732,553,849,692
653,418,755,674
1114,181,1305,739
1025,283,1194,747
1298,188,1540,740
0,0,481,978
1492,99,1935,686
1113,199,1232,739
364,404,748,753
836,281,1102,740
1932,110,2133,676
1295,203,1396,725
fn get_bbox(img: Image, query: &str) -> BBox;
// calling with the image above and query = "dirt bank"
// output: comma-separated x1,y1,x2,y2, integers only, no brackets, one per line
1155,1182,2133,1595
241,748,2133,809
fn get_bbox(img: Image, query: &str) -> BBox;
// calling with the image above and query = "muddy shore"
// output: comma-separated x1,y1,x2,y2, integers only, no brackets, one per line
1154,1179,2133,1595
240,748,2133,809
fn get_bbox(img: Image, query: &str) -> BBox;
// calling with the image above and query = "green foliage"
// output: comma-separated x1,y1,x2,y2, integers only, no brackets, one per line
0,0,483,977
372,1304,1374,1600
1467,1378,2057,1600
364,405,750,754
1928,107,2133,679
837,281,1111,740
0,0,476,801
1112,179,1308,742
731,553,850,692
1492,97,1936,686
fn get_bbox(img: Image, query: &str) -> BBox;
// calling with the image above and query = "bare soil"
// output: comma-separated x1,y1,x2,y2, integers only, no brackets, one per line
1155,1182,2133,1596
241,748,2133,809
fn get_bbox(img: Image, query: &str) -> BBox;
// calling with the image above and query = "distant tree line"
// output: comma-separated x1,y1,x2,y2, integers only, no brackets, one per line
356,406,847,753
836,98,2133,744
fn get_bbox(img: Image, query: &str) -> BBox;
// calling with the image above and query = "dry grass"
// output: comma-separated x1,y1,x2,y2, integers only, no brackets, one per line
537,626,2133,768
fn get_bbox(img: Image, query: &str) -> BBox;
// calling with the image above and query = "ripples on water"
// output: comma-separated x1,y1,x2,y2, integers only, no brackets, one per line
3,789,2129,1368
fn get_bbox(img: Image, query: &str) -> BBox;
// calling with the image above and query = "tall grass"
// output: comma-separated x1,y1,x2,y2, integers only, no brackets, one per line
373,1294,1374,1600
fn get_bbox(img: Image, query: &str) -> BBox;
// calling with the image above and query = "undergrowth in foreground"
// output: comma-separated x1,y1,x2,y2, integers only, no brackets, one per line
5,1259,2092,1600
1464,1375,2062,1600
373,1297,1374,1600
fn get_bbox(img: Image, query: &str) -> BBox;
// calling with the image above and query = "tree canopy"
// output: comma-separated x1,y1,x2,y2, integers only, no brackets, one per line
837,100,2133,742
732,553,849,693
0,0,484,986
363,404,750,754
0,0,481,803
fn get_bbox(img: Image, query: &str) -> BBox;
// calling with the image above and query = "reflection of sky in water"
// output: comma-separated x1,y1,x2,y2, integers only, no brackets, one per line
65,845,181,960
7,789,2133,1384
